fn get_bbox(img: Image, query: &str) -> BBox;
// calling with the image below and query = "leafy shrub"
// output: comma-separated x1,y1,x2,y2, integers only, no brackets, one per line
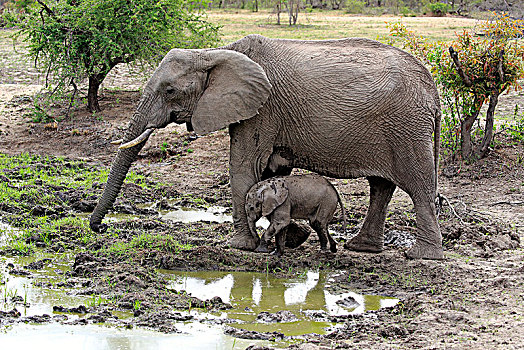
427,2,450,16
387,13,524,162
3,0,221,113
345,0,365,14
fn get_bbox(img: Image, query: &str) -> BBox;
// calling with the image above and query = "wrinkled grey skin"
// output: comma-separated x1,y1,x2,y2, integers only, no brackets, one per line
90,34,443,260
245,175,343,256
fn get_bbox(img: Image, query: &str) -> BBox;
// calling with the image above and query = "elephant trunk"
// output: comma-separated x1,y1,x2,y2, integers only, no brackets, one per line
90,109,151,232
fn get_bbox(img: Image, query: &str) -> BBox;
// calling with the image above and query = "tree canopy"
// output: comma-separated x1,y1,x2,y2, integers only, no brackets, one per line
5,0,221,112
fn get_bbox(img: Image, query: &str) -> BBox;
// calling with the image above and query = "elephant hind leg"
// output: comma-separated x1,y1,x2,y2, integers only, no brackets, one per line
344,177,396,253
311,221,336,253
405,194,443,260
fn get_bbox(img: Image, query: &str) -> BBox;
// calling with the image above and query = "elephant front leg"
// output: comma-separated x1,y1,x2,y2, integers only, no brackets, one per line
344,177,396,253
230,178,261,251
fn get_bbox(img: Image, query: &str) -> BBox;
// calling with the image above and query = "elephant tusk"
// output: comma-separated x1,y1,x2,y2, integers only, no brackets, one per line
118,128,154,149
110,139,123,145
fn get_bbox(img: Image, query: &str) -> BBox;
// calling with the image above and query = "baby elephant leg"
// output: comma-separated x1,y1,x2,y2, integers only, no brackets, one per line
273,230,287,257
255,212,290,254
255,225,275,253
311,221,337,253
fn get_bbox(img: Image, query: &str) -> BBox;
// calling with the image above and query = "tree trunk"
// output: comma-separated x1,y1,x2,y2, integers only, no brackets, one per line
477,90,499,158
87,73,106,113
460,97,482,161
277,0,281,25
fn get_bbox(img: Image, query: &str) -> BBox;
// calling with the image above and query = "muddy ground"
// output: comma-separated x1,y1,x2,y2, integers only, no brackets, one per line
1,43,524,348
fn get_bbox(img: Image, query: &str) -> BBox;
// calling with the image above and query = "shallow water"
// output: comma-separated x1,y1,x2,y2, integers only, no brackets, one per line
159,206,233,224
1,218,397,348
0,322,265,350
100,205,273,228
162,270,399,336
0,254,275,349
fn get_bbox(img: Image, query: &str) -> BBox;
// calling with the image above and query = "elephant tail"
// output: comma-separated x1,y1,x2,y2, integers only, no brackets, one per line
334,185,347,237
433,108,441,197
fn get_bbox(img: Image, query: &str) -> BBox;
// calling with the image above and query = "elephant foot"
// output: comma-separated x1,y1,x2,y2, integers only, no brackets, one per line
344,234,383,253
255,243,270,253
330,244,337,253
229,234,260,251
406,241,444,260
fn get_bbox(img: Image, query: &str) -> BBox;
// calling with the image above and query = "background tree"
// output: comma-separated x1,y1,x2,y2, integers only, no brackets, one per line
387,13,524,162
5,0,220,113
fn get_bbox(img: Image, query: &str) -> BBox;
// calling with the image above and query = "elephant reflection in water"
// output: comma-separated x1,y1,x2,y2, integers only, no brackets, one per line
171,271,395,315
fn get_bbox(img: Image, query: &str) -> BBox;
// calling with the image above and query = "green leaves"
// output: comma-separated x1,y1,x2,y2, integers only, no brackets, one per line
386,15,524,161
4,0,221,111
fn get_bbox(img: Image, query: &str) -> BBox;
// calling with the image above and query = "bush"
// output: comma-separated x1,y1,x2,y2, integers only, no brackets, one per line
345,0,365,14
427,2,450,16
3,0,221,113
387,13,524,162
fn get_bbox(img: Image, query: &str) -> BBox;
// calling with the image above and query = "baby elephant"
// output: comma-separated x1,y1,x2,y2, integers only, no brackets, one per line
245,174,346,256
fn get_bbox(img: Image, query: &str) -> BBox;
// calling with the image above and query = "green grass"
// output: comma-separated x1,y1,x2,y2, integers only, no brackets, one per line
103,232,194,257
0,153,149,210
0,153,164,254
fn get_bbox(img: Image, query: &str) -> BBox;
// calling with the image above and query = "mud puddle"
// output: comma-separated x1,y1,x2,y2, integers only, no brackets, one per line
92,204,274,228
0,254,275,349
162,270,399,337
0,321,264,349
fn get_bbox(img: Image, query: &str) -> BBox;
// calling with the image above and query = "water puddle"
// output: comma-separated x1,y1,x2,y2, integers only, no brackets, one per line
0,322,262,349
162,270,399,337
91,205,273,228
159,206,232,224
0,222,22,246
0,254,270,349
1,254,88,316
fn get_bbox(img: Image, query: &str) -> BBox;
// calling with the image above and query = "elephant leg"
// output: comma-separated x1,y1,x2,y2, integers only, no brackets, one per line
345,176,396,253
311,221,334,252
406,193,443,260
327,231,337,253
255,226,274,253
256,214,289,254
273,230,286,257
229,173,261,251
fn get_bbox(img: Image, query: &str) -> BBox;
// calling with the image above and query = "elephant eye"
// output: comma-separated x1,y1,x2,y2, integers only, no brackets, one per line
166,87,175,95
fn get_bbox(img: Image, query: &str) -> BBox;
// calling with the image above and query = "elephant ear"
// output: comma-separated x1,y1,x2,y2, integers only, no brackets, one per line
258,178,289,217
192,50,272,135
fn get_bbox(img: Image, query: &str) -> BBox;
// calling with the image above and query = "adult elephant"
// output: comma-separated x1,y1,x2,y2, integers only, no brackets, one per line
90,34,443,260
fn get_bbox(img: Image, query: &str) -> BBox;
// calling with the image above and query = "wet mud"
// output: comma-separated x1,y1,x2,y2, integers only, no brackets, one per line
0,86,523,348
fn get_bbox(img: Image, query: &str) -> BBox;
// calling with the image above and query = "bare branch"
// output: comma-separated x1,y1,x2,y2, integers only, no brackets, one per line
497,49,505,82
449,46,473,87
437,194,465,225
36,0,58,19
65,78,78,119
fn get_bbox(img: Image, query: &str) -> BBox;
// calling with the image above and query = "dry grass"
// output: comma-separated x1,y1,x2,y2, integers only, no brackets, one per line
208,9,479,44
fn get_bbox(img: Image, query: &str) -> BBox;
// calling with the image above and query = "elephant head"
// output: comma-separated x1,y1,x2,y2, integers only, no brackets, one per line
245,179,289,239
89,49,272,232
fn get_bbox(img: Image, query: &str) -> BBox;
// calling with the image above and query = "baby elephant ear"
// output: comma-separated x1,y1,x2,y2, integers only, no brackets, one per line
192,50,272,135
259,178,289,217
